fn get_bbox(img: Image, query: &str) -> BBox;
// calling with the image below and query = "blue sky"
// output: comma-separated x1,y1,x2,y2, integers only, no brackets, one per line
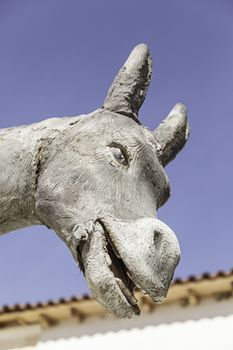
0,0,232,306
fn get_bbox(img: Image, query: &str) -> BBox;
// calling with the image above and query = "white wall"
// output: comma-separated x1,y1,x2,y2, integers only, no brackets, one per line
17,315,233,350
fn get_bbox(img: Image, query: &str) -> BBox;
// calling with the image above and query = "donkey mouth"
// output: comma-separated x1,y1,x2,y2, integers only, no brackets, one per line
99,220,139,309
79,219,140,317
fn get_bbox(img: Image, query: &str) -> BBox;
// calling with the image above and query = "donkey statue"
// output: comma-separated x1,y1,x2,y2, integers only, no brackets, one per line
0,44,189,318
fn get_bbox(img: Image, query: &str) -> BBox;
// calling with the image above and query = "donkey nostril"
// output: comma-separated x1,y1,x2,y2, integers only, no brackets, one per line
153,228,163,247
154,228,162,238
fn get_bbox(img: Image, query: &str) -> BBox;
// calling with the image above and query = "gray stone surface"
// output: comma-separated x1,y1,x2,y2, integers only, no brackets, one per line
0,44,189,318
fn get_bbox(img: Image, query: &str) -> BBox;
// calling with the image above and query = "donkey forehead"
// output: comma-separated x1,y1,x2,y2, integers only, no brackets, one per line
76,111,158,149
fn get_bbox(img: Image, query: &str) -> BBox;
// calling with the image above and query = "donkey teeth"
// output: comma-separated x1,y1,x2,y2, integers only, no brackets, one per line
126,270,133,280
115,277,138,306
105,254,112,266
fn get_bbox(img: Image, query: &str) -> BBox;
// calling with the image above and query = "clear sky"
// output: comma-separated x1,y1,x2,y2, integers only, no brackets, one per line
0,0,232,306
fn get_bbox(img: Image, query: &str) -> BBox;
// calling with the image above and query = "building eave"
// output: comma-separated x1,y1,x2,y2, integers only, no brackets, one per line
0,269,233,329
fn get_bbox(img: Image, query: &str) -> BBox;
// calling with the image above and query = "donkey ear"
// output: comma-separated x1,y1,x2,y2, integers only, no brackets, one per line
154,103,190,167
103,44,152,121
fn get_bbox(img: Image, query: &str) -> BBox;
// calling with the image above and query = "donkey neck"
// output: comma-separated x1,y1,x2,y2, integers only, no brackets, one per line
0,115,80,235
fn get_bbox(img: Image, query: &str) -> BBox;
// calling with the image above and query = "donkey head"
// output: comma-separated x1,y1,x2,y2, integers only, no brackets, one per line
35,44,189,318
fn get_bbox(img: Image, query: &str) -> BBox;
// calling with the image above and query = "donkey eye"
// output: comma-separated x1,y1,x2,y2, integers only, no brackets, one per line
110,146,128,166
